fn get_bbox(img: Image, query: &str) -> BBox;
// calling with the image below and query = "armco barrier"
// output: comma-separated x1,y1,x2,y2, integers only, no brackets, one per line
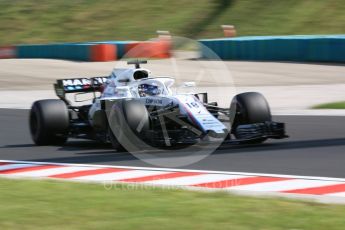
0,46,16,58
87,41,132,59
90,44,117,61
125,40,171,59
200,35,345,62
16,43,118,62
17,43,93,61
4,40,171,61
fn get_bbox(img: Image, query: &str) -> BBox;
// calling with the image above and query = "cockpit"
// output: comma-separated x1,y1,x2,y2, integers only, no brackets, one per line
101,60,175,99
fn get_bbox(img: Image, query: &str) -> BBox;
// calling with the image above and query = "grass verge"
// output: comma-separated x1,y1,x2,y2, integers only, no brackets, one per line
313,101,345,109
1,178,345,229
0,0,345,45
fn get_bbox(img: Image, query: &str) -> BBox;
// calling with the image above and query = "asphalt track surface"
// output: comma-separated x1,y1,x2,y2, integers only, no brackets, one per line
1,108,345,178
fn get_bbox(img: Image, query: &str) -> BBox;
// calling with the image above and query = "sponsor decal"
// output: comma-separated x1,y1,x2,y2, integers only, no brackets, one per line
176,94,226,134
92,77,108,85
62,77,108,87
62,78,91,87
62,77,108,91
145,98,163,105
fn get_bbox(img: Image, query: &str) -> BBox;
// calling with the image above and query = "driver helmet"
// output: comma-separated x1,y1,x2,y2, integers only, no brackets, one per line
138,83,161,97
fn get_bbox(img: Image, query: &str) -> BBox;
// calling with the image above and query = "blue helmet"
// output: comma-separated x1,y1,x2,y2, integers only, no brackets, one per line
138,83,161,97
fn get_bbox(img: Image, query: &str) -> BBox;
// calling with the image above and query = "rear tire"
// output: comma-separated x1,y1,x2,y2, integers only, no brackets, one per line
29,99,69,145
230,92,272,143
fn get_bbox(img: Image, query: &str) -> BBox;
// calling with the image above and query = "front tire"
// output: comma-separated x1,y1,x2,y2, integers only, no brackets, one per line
107,99,150,151
29,99,69,145
108,127,125,151
230,92,272,143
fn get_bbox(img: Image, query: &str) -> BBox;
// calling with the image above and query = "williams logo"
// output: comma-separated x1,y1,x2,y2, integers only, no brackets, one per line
145,98,163,105
62,77,108,87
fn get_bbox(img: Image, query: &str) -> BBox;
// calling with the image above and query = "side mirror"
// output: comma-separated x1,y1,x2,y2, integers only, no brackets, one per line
181,82,196,87
177,82,196,95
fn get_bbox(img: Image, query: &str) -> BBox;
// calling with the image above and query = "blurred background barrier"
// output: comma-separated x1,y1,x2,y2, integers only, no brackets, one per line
200,35,345,62
0,46,16,59
16,41,133,61
125,40,171,59
4,35,345,62
16,43,93,61
12,40,171,61
86,41,133,59
90,44,117,62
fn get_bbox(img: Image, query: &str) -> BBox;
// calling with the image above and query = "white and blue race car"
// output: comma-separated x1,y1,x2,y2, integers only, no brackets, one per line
29,60,287,150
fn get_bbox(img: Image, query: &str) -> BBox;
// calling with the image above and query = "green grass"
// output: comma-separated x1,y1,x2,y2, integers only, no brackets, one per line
0,0,214,44
0,0,345,45
200,0,345,38
1,178,345,229
313,101,345,109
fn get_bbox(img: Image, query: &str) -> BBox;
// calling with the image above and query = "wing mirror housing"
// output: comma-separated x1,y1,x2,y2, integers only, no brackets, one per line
181,82,196,87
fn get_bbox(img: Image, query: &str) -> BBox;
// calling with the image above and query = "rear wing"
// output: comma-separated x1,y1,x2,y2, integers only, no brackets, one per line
54,76,109,100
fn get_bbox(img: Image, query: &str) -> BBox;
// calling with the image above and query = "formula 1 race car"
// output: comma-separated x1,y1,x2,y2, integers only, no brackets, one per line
29,60,287,150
